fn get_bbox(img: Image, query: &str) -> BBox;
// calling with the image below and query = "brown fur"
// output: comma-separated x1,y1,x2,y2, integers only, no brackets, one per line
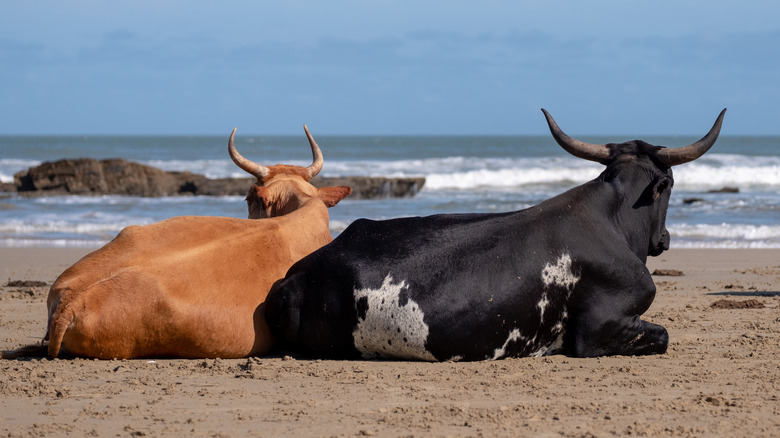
6,165,350,359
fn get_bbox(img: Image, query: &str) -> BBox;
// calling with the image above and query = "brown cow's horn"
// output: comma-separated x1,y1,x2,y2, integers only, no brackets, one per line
303,124,324,178
541,109,611,163
655,108,726,166
228,127,270,179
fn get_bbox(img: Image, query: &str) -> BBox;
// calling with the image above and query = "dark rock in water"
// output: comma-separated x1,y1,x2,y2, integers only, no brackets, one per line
15,158,183,196
708,187,739,193
174,175,253,197
312,176,424,199
12,158,425,199
683,186,740,205
0,182,15,193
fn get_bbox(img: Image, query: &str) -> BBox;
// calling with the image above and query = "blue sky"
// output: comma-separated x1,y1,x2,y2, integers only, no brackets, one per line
2,1,779,135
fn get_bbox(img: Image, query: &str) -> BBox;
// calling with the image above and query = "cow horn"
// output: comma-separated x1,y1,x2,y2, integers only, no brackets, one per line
303,124,324,178
655,108,726,167
541,109,611,163
228,128,270,180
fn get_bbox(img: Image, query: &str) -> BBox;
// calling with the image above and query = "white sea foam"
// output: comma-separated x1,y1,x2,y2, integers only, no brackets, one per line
425,166,601,190
0,159,41,183
324,155,780,191
328,219,352,235
0,218,148,237
145,159,260,179
2,238,107,248
674,163,780,190
2,139,779,249
29,194,244,206
670,223,780,240
10,153,776,191
672,240,780,249
670,223,780,248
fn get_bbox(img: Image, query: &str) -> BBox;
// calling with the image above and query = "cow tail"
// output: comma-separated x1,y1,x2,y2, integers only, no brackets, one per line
46,303,76,358
0,297,68,359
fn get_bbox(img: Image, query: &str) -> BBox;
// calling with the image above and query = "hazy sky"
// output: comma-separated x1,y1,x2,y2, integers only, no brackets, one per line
2,1,779,135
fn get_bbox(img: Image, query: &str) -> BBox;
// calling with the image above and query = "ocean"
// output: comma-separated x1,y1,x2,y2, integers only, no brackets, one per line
1,134,778,249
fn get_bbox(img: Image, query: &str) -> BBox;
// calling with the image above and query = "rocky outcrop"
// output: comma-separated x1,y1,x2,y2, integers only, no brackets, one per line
312,176,424,199
13,158,425,199
15,158,184,197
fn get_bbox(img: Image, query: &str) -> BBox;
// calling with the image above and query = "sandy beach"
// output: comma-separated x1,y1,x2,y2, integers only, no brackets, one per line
1,247,778,437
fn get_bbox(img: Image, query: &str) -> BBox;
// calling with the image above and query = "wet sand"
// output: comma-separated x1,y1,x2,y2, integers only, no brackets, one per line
1,248,779,437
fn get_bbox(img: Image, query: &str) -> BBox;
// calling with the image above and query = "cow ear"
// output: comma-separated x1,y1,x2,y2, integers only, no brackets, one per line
255,186,270,206
652,177,672,201
318,186,352,207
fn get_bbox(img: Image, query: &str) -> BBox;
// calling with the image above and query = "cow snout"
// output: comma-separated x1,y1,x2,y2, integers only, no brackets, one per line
650,230,670,256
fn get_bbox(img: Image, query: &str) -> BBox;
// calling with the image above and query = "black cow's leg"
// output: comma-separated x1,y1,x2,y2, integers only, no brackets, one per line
564,262,669,357
611,316,668,356
567,314,668,357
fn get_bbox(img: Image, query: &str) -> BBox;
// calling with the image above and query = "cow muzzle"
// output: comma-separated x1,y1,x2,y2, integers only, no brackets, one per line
650,230,671,256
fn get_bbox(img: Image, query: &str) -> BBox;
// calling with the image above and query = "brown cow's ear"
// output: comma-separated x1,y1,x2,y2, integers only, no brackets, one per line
255,186,270,207
318,186,352,207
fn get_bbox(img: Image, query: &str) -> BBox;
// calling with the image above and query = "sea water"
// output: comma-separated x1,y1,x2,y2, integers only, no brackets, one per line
1,134,778,248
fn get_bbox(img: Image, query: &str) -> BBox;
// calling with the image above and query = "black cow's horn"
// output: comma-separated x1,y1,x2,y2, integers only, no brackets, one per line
655,108,726,166
541,109,611,163
228,128,270,180
303,124,324,178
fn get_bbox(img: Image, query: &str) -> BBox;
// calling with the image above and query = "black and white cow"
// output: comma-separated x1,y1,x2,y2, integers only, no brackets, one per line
265,109,726,361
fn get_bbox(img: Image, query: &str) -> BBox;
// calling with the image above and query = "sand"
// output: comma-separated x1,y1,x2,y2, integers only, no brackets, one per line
1,247,778,437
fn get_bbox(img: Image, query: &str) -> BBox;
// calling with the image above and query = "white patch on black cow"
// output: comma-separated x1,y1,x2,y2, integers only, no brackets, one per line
538,254,579,322
490,328,528,360
541,253,579,291
352,275,437,361
530,332,565,357
530,254,579,356
536,293,551,323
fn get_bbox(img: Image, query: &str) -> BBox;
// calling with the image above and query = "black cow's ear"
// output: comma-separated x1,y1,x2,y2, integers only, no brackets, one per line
652,177,672,201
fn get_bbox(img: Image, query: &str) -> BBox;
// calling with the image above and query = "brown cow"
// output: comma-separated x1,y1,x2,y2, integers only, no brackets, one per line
2,126,351,359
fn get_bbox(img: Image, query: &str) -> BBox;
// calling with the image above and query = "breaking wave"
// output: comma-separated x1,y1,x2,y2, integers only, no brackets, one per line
670,223,780,248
